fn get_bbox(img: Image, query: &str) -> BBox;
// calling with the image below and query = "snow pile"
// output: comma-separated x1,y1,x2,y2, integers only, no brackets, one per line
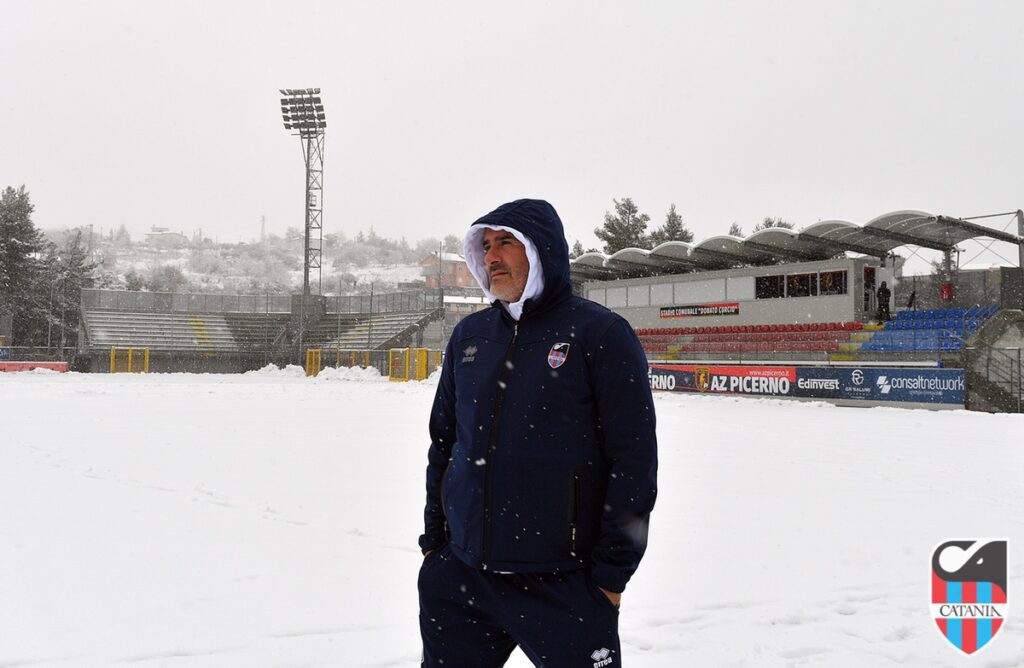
242,363,307,378
312,365,386,382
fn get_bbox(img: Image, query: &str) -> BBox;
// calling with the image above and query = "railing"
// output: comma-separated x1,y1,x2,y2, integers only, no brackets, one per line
82,289,292,314
965,343,1023,412
82,288,446,316
1,346,78,362
303,348,393,376
325,289,443,314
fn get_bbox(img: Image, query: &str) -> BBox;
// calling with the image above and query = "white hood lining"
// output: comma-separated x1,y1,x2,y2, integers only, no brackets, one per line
463,224,545,321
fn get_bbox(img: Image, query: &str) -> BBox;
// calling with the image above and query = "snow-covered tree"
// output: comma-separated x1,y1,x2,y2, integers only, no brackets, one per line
0,186,47,344
649,204,693,245
594,197,651,253
752,216,794,233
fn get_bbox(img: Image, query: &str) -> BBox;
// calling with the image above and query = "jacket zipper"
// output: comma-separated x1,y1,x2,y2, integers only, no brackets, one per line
568,469,580,554
482,320,519,570
440,461,452,542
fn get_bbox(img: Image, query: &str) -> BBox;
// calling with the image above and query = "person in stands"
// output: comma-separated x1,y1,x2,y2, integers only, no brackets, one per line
876,281,892,321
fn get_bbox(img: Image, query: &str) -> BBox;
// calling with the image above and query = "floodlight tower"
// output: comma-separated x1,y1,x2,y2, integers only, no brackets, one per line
279,88,326,296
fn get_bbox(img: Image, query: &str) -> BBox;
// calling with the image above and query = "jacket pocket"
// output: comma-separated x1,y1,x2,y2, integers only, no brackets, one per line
567,468,580,554
585,570,621,613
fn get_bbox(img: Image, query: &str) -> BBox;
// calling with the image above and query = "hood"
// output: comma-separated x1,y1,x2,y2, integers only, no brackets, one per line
463,199,572,315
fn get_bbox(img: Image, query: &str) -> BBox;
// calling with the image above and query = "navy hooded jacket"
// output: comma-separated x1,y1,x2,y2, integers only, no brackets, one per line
419,199,657,594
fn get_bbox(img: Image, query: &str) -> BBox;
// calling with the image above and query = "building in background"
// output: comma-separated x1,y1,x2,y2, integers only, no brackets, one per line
144,226,190,249
421,252,475,289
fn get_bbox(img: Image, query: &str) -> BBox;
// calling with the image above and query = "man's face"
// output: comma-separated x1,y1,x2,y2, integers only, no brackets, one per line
482,228,530,303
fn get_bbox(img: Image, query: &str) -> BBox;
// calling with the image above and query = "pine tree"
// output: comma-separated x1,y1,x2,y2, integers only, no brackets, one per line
649,204,694,245
569,240,586,259
0,186,47,344
42,230,96,348
752,216,794,233
594,198,651,253
442,235,462,255
728,222,744,237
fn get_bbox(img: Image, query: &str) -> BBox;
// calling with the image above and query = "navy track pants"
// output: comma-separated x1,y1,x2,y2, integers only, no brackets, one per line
418,544,621,667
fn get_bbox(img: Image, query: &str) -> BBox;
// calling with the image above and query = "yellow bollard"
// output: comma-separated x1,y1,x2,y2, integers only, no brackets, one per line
305,349,322,377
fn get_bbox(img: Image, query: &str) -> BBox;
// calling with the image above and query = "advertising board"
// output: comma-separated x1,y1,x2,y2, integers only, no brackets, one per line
648,364,964,406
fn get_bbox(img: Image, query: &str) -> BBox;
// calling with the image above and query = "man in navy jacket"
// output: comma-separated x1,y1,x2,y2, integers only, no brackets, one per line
418,199,657,667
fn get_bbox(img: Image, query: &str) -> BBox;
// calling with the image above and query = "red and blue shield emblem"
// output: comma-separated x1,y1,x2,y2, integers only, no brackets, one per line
547,342,570,369
931,539,1008,655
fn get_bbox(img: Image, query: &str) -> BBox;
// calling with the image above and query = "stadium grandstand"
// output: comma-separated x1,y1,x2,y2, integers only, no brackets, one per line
77,288,448,373
572,209,1024,412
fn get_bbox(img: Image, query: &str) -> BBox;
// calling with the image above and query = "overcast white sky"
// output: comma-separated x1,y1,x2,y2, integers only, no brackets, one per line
2,1,1022,267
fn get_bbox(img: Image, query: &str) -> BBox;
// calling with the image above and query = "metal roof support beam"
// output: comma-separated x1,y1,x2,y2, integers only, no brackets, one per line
570,268,620,282
858,226,952,252
604,258,662,277
570,263,619,277
645,254,701,270
936,215,1024,246
742,241,828,262
796,234,888,259
1019,210,1024,271
690,247,750,266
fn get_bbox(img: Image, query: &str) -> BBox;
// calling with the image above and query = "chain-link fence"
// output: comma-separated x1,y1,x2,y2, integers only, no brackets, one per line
83,288,446,316
82,289,293,314
325,290,444,314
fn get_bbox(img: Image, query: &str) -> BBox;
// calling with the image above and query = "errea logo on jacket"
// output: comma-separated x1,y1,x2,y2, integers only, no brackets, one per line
591,647,613,667
461,345,477,363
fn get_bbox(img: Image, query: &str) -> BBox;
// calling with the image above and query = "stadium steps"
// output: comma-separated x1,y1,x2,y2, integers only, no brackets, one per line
962,309,1024,412
965,367,1021,412
302,314,366,345
314,310,442,350
223,313,290,349
82,310,287,353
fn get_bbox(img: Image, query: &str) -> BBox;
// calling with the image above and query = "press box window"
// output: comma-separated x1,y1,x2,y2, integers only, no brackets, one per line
818,270,847,296
755,275,785,299
786,273,817,298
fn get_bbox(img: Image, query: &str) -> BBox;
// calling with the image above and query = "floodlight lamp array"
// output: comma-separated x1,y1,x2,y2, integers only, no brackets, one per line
280,88,326,135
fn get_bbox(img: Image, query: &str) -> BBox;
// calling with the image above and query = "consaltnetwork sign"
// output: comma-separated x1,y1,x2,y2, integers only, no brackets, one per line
877,375,965,393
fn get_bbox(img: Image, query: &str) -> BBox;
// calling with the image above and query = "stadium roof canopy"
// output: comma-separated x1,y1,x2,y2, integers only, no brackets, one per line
571,209,1024,281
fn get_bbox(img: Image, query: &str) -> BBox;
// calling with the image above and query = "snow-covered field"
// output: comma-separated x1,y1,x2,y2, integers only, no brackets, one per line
1,368,1021,667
